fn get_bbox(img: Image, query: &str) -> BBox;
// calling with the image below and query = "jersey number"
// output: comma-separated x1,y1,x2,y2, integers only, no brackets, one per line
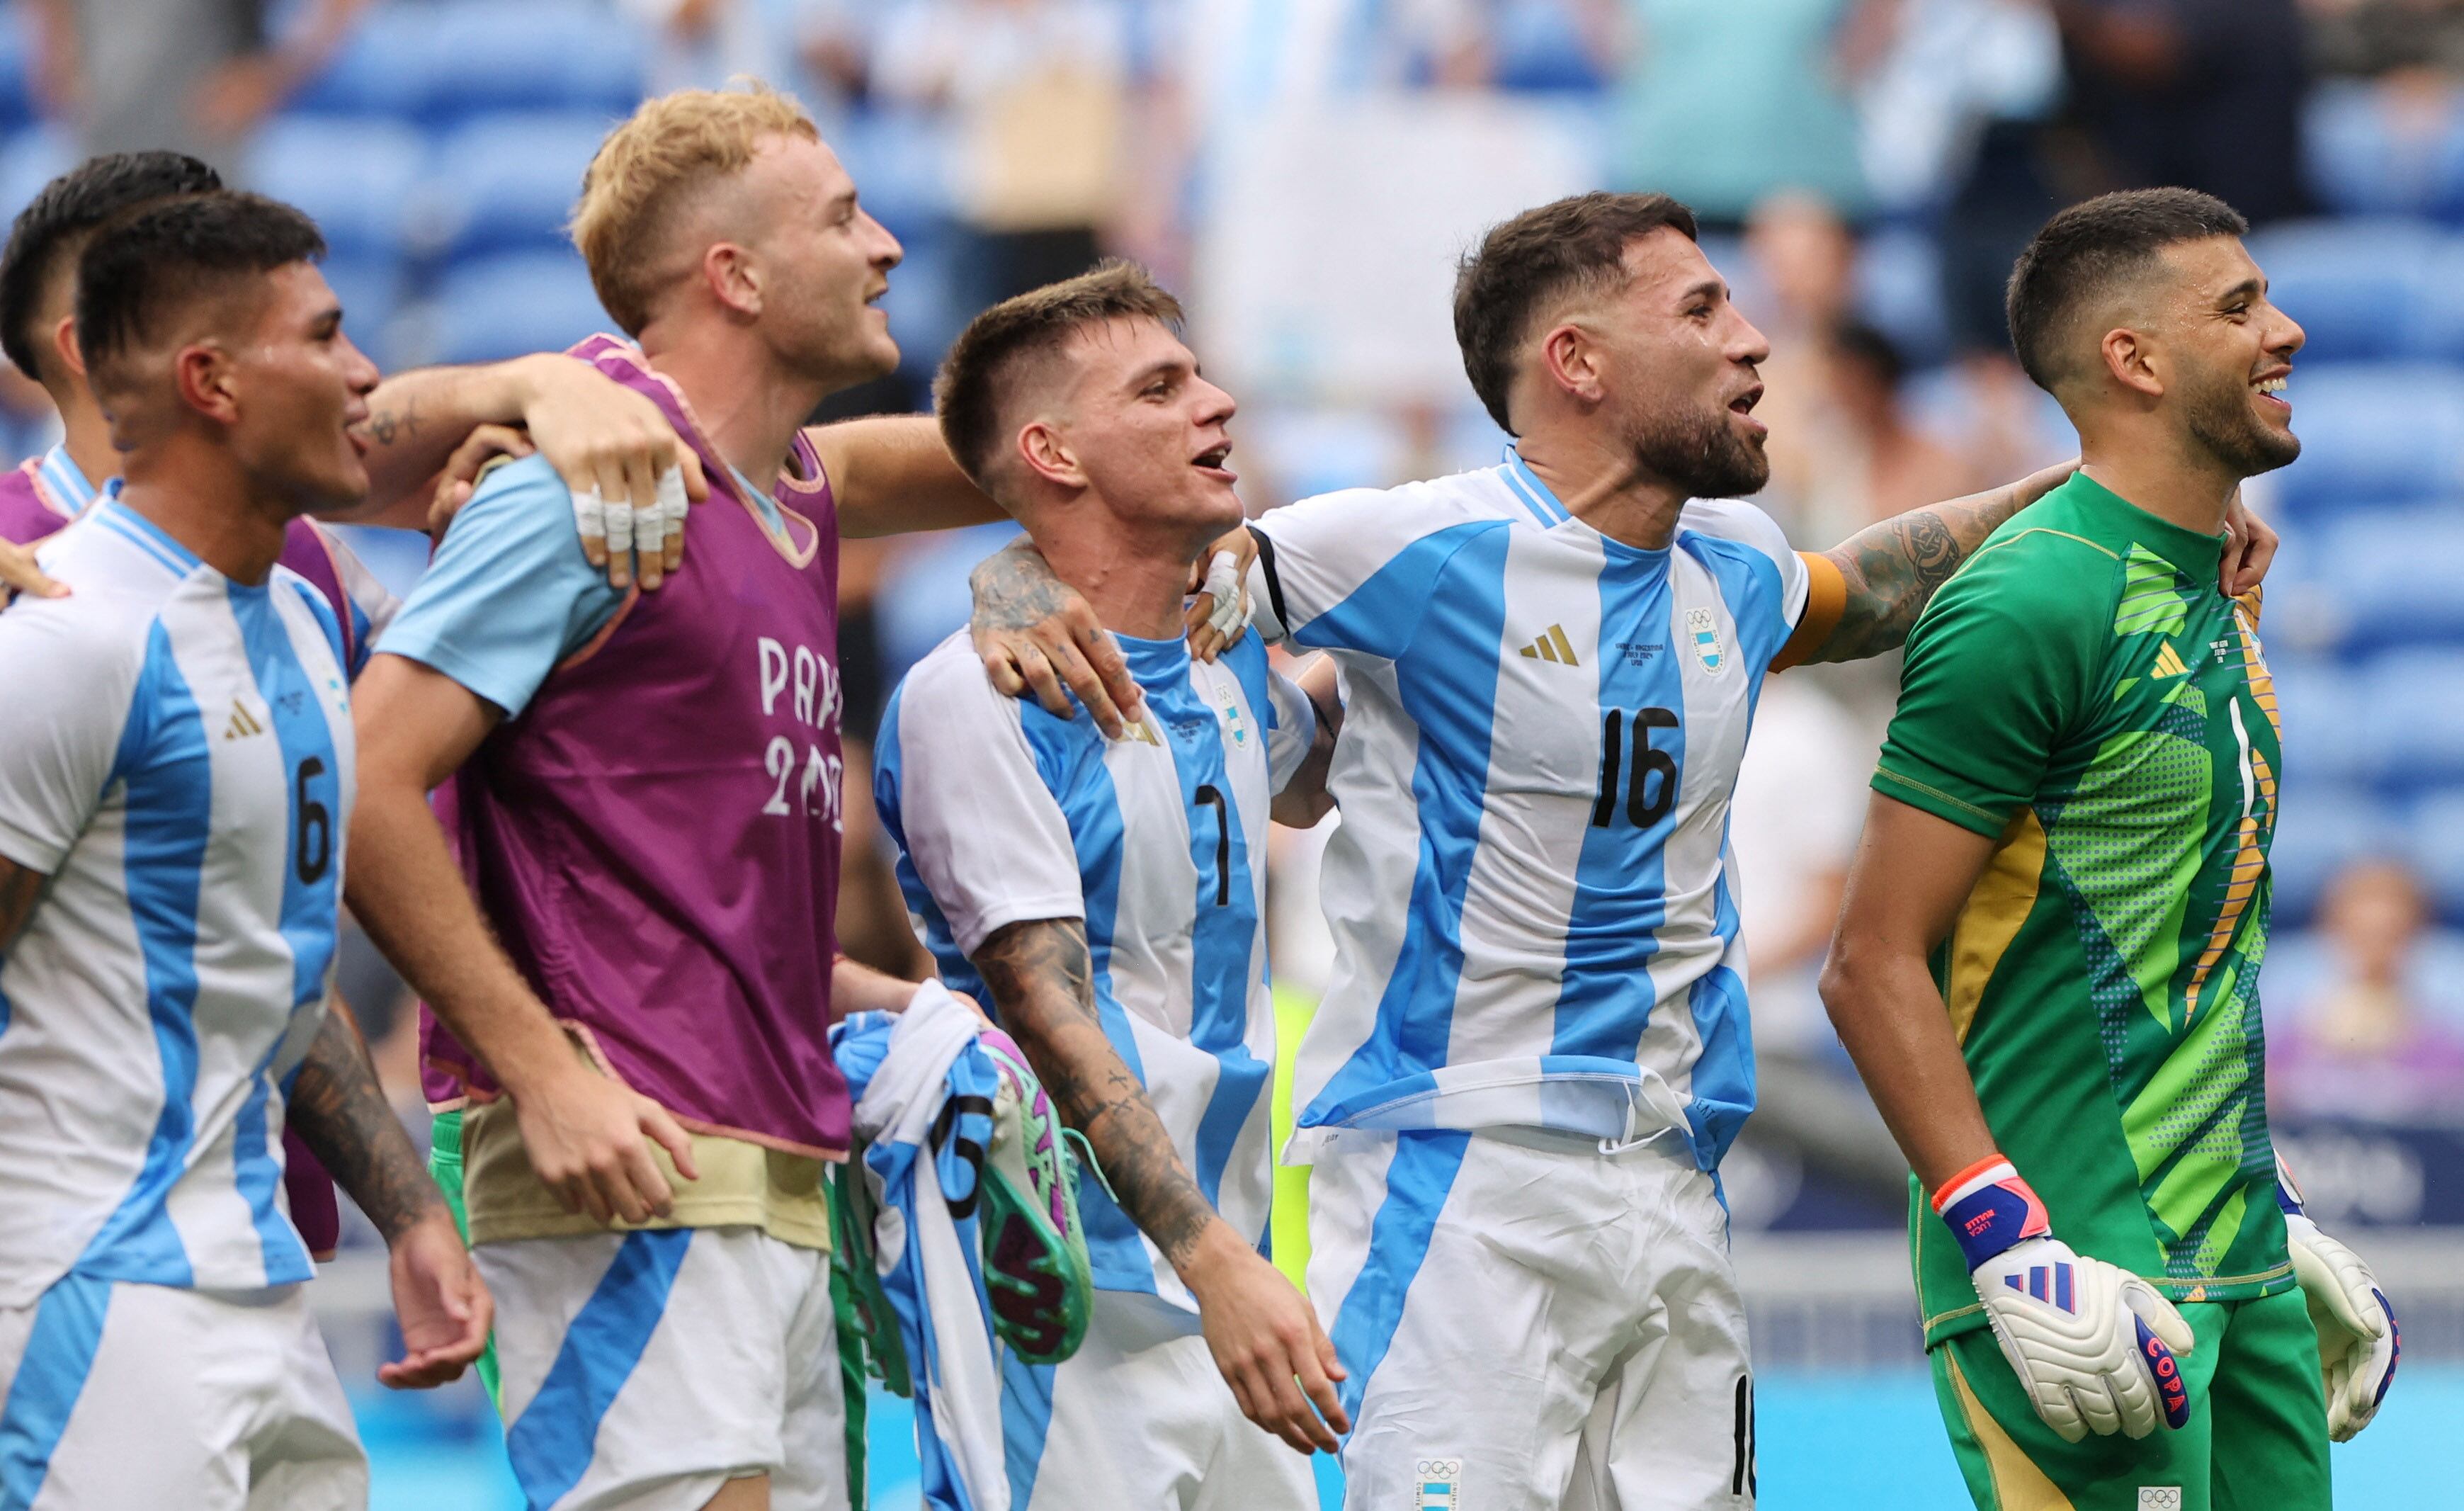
1194,783,1230,907
1591,707,1679,830
294,757,331,884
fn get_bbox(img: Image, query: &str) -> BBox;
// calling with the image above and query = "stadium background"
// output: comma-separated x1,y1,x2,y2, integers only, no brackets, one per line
7,0,2463,1502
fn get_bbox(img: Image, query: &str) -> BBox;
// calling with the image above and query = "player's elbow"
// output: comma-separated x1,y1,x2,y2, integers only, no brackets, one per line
1816,931,1892,1033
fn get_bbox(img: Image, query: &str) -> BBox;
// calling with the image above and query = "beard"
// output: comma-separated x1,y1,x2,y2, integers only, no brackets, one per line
2183,365,2300,477
1632,400,1772,499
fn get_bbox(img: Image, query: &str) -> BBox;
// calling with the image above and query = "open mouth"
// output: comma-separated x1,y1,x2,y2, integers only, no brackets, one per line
2252,372,2289,411
1729,384,1767,433
1191,441,1236,484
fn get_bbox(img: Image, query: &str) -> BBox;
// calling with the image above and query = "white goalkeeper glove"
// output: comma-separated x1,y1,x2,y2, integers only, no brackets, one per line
2277,1155,2398,1442
1936,1156,2196,1444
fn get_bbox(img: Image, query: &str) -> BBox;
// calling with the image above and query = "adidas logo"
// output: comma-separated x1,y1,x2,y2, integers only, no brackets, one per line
2150,643,2189,679
223,699,266,740
1518,625,1580,666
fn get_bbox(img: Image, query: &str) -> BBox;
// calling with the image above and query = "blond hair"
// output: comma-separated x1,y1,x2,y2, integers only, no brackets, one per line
570,84,819,334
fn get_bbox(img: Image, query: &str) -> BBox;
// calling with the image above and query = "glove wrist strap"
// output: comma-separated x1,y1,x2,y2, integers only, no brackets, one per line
1934,1154,2052,1271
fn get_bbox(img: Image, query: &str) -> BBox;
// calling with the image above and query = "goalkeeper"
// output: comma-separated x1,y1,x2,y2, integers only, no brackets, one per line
1822,188,2397,1511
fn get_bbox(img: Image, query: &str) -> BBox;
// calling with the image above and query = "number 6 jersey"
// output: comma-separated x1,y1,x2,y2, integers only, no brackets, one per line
875,628,1315,1313
1249,448,1836,1171
0,501,352,1306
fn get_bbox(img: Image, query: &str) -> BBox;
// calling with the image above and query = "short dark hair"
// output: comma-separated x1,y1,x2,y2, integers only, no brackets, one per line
2005,188,2249,391
76,191,326,392
933,259,1186,486
0,152,222,383
1453,191,1699,434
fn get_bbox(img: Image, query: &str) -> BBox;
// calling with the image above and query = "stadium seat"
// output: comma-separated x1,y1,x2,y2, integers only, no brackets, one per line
427,113,615,261
425,250,611,366
2407,787,2464,924
2267,364,2464,517
2244,219,2439,364
828,109,955,242
0,10,40,132
2361,648,2464,788
248,115,428,258
290,4,440,118
2303,79,2464,222
421,1,645,123
2317,507,2464,654
2271,654,2375,788
2271,781,2400,926
1489,0,1608,94
321,256,405,370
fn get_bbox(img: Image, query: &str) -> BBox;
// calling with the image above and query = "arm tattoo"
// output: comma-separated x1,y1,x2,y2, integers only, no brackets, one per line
1810,486,2025,663
969,539,1079,639
973,918,1218,1268
364,395,420,451
288,1003,448,1244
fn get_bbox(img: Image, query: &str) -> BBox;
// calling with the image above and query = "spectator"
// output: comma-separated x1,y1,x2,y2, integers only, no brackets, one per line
1828,321,1984,521
1742,191,1858,545
2305,0,2464,79
2270,859,2464,1124
21,0,365,176
1606,0,1877,227
1730,677,1876,1053
2051,0,2311,224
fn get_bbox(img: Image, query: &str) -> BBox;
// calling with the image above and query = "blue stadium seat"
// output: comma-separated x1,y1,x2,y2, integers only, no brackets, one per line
249,115,427,258
2269,365,2464,517
2245,219,2439,364
422,1,645,123
290,4,439,118
427,251,611,366
2271,654,2375,788
1489,0,1608,94
2317,507,2464,654
829,110,953,240
2407,788,2464,924
0,10,40,132
2303,79,2464,222
0,125,73,224
2362,649,2464,789
322,256,404,369
2271,782,2400,925
428,113,613,261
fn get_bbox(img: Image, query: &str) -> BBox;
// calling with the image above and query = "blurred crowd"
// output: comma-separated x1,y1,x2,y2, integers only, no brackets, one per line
4,0,2460,1221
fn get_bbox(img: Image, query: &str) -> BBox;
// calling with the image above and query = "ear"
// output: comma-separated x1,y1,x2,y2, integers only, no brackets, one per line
172,341,240,424
1016,417,1086,491
2099,324,2164,401
703,239,761,319
1538,320,1606,407
50,313,86,381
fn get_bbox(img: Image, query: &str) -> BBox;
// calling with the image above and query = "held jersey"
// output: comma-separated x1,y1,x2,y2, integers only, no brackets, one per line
1249,448,1839,1172
875,628,1315,1312
0,502,354,1307
1875,472,2294,1347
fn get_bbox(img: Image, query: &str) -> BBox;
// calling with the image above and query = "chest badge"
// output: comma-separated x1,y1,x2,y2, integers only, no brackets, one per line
1210,680,1252,749
1686,607,1726,674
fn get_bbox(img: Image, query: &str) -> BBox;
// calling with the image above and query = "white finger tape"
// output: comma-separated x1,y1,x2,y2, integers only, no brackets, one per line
632,489,666,558
604,499,635,555
1203,549,1250,638
657,465,688,543
572,487,606,541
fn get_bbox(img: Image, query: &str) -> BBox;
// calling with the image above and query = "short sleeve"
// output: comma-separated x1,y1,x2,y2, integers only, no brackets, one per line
319,524,402,664
372,454,625,718
877,643,1086,958
1872,539,2106,837
1249,487,1500,661
0,601,140,873
1263,667,1317,796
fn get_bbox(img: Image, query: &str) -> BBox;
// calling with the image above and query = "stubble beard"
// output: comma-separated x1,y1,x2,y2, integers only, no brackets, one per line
2184,365,2301,479
1633,400,1773,500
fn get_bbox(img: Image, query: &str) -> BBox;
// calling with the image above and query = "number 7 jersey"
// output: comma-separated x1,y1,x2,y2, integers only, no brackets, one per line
1251,450,1832,1171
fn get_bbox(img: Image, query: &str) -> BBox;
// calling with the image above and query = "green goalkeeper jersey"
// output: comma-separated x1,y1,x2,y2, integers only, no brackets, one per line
1873,472,2295,1348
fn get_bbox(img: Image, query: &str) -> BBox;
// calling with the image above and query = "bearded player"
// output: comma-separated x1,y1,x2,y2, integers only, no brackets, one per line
1822,188,2395,1511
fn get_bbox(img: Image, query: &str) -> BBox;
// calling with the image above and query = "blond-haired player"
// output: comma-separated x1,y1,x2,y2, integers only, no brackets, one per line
345,86,1142,1511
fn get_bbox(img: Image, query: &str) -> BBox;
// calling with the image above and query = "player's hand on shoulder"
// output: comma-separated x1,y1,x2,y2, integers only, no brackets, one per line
0,534,65,604
378,1208,494,1390
511,1058,703,1226
968,536,1145,739
1183,526,1256,662
1938,1158,2196,1443
2220,489,2277,599
1184,1221,1349,1455
510,352,710,592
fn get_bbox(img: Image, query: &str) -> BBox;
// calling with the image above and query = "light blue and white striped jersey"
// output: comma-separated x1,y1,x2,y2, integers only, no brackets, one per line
877,628,1314,1313
1251,449,1813,1172
0,502,354,1307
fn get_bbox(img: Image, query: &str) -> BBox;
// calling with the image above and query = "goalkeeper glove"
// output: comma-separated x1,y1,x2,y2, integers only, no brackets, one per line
1936,1155,2196,1443
2276,1154,2398,1442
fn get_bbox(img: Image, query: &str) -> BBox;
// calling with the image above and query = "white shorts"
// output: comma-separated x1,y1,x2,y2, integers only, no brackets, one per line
0,1274,365,1510
1004,1291,1318,1511
479,1226,846,1511
1308,1128,1756,1511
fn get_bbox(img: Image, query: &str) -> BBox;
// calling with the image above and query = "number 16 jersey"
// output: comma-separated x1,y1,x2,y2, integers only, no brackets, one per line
1251,449,1832,1172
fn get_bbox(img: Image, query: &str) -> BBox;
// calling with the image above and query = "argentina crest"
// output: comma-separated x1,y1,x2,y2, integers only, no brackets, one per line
1686,606,1726,674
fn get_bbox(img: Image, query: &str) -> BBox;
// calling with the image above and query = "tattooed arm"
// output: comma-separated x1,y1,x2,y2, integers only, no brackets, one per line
972,917,1349,1453
287,1000,494,1389
967,538,1145,738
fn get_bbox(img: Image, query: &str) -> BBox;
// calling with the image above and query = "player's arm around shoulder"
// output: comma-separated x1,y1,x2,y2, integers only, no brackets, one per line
966,914,1350,1456
1266,648,1341,828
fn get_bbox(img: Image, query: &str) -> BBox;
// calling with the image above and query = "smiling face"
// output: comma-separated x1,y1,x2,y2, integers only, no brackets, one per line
1558,228,1775,499
222,261,381,514
1029,316,1243,544
2151,236,2305,477
735,133,903,390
